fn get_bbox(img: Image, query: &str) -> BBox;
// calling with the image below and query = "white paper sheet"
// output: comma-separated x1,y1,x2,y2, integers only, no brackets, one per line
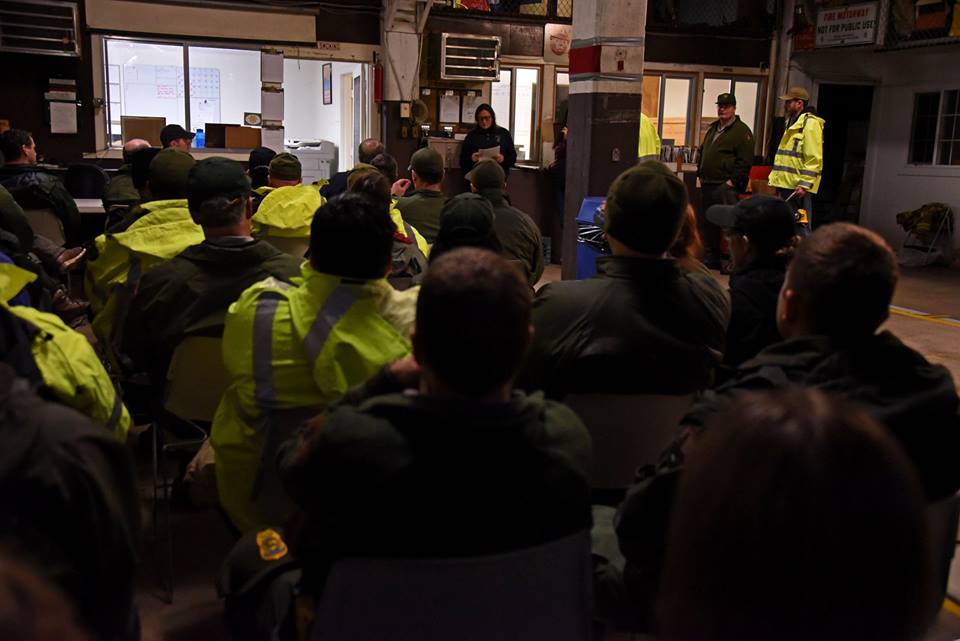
50,102,77,134
439,94,460,123
261,90,284,122
260,52,284,84
478,146,500,160
261,127,285,153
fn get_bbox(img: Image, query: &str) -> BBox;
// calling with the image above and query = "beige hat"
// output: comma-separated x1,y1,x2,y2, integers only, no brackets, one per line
779,86,810,102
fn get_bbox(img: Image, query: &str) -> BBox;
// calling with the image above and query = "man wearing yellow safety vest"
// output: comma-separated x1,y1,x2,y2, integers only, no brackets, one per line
211,192,418,531
768,86,824,232
251,153,325,239
638,112,662,163
0,262,131,441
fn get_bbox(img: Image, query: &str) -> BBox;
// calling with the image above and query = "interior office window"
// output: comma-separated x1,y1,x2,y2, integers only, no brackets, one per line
937,89,959,166
642,75,661,131
491,68,512,127
733,80,760,135
555,71,569,123
513,67,539,161
107,64,122,146
662,77,692,146
909,92,941,164
187,47,260,134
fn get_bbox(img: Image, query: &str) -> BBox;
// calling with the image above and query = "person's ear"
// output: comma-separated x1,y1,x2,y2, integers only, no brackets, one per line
245,196,253,220
410,169,419,183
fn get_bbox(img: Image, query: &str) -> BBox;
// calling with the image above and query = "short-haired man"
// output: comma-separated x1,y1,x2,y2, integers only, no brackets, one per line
768,86,824,230
697,92,755,268
160,124,195,150
211,192,419,531
468,159,544,286
124,157,303,386
395,147,446,243
320,138,384,199
0,129,81,244
520,161,730,398
610,223,960,631
251,153,324,239
277,247,592,592
102,138,151,209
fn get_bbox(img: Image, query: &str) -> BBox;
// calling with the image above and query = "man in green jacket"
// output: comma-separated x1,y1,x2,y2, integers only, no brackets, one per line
395,147,446,243
102,138,151,210
697,93,754,268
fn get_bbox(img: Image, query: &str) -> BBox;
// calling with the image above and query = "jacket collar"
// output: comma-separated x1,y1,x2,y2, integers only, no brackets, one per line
596,255,681,280
478,187,506,206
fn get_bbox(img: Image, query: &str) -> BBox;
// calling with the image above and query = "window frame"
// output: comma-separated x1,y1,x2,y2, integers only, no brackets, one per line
909,88,960,167
492,63,543,163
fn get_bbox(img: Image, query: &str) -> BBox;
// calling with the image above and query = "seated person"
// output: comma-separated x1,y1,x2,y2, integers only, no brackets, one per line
706,195,797,368
251,153,324,238
430,193,502,261
124,157,304,387
611,223,960,631
248,146,278,211
468,160,544,286
347,165,431,257
278,247,592,595
320,138,383,200
160,123,195,150
519,161,730,399
211,193,419,532
85,148,203,360
0,363,139,641
0,129,81,244
658,389,935,641
101,138,150,210
395,147,446,243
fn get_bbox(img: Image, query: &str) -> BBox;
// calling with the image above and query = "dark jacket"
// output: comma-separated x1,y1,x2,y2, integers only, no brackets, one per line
0,184,34,251
0,164,81,242
395,189,445,243
613,331,960,630
101,163,140,208
320,170,350,200
479,187,544,286
520,256,730,398
697,115,754,189
459,125,518,176
279,367,593,592
0,364,140,641
723,257,786,368
123,237,303,384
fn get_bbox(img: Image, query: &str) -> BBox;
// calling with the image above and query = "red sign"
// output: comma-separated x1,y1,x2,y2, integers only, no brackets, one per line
793,24,816,51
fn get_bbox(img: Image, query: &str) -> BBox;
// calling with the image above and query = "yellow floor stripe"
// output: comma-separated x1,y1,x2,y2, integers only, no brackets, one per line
890,307,960,329
943,597,960,619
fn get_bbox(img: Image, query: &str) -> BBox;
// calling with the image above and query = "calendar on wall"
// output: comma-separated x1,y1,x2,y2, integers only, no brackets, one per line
121,64,221,130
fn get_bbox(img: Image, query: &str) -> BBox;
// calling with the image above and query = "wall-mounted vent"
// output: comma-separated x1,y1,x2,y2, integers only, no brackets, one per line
440,33,500,81
0,0,80,57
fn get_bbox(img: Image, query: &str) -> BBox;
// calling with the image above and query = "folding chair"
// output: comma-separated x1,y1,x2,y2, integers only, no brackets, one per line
151,335,230,602
23,208,66,246
312,530,592,641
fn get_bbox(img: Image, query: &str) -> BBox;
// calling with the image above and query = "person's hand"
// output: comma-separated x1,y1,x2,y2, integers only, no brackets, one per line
387,356,421,389
391,178,411,198
495,154,505,163
472,151,481,162
725,179,735,188
792,186,807,198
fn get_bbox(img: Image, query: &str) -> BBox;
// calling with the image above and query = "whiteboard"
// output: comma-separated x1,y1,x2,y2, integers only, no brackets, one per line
121,64,220,129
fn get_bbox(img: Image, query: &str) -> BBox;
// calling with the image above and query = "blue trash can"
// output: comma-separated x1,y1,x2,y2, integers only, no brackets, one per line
575,196,609,279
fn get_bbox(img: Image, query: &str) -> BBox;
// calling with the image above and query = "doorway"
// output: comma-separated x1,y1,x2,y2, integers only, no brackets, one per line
816,84,874,225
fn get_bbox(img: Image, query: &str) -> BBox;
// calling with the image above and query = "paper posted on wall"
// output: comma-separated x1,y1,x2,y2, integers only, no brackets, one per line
479,146,501,160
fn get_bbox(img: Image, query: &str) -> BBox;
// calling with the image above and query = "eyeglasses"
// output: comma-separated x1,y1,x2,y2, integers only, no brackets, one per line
478,115,493,122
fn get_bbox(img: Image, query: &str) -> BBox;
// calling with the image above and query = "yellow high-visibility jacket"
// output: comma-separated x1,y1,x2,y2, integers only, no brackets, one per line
252,185,325,238
768,111,825,194
390,202,430,257
0,263,131,441
638,113,662,163
210,264,418,531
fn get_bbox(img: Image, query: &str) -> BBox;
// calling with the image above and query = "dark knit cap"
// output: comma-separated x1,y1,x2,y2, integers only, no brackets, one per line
148,148,196,199
604,160,689,254
187,157,251,210
268,153,302,181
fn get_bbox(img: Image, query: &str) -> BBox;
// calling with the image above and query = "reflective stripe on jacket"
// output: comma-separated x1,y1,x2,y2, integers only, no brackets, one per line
638,113,662,163
0,263,131,441
252,185,324,238
211,264,417,531
768,112,825,194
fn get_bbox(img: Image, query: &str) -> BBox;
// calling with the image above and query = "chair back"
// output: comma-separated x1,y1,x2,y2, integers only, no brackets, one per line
926,492,960,602
164,336,230,422
262,235,310,258
312,530,592,641
23,208,66,246
65,163,109,199
564,393,693,490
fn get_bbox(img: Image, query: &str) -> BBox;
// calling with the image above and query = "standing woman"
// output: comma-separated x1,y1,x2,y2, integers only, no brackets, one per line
459,104,517,178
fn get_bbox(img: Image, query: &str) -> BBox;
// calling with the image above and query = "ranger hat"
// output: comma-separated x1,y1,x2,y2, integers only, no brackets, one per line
160,124,195,147
706,195,796,253
716,93,737,106
779,86,810,102
604,160,688,254
187,157,251,210
148,148,196,198
409,147,444,177
465,159,505,190
269,153,302,181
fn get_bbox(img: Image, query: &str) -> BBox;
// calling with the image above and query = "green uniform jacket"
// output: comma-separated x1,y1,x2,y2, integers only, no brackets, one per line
211,264,418,531
697,115,754,187
479,188,544,287
395,189,445,243
101,164,140,207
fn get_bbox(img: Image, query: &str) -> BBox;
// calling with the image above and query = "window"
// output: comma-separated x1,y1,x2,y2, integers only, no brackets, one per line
662,77,692,146
187,47,260,134
490,66,541,162
909,90,960,165
700,77,760,140
555,71,569,123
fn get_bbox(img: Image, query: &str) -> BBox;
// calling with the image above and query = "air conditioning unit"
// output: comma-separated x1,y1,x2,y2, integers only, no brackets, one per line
440,33,501,82
0,0,80,57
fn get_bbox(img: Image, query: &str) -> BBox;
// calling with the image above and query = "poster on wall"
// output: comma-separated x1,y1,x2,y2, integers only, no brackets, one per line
322,63,333,105
815,2,878,48
544,23,572,64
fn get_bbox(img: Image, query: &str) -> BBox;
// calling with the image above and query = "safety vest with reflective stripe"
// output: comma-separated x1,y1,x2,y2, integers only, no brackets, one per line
638,113,662,163
252,185,325,238
85,200,204,357
768,112,825,194
210,264,417,531
0,263,131,441
390,202,431,257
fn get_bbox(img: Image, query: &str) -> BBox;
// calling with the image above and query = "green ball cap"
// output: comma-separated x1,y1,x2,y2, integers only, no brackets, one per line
148,148,196,198
465,159,505,191
268,152,302,181
604,161,689,254
187,157,251,209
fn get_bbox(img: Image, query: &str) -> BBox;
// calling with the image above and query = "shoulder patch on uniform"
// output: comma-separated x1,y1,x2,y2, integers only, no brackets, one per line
256,528,289,561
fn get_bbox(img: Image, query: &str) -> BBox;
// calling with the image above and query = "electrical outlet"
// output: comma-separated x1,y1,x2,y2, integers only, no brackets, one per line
400,102,412,118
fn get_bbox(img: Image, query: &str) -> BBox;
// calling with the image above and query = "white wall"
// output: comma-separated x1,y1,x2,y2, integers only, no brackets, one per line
794,46,960,248
284,59,363,159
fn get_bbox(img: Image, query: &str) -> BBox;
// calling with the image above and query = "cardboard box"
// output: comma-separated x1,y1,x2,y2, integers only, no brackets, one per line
225,125,261,149
121,116,166,146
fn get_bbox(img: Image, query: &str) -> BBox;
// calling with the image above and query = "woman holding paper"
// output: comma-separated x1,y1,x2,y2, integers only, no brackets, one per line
459,104,517,178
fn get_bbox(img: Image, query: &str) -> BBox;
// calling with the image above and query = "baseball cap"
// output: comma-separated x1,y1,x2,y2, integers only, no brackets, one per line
346,163,378,191
465,159,505,190
248,146,277,172
716,93,736,106
160,124,196,147
779,86,810,102
604,160,688,254
148,148,196,199
187,157,251,210
706,195,797,253
268,152,302,181
409,147,444,177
